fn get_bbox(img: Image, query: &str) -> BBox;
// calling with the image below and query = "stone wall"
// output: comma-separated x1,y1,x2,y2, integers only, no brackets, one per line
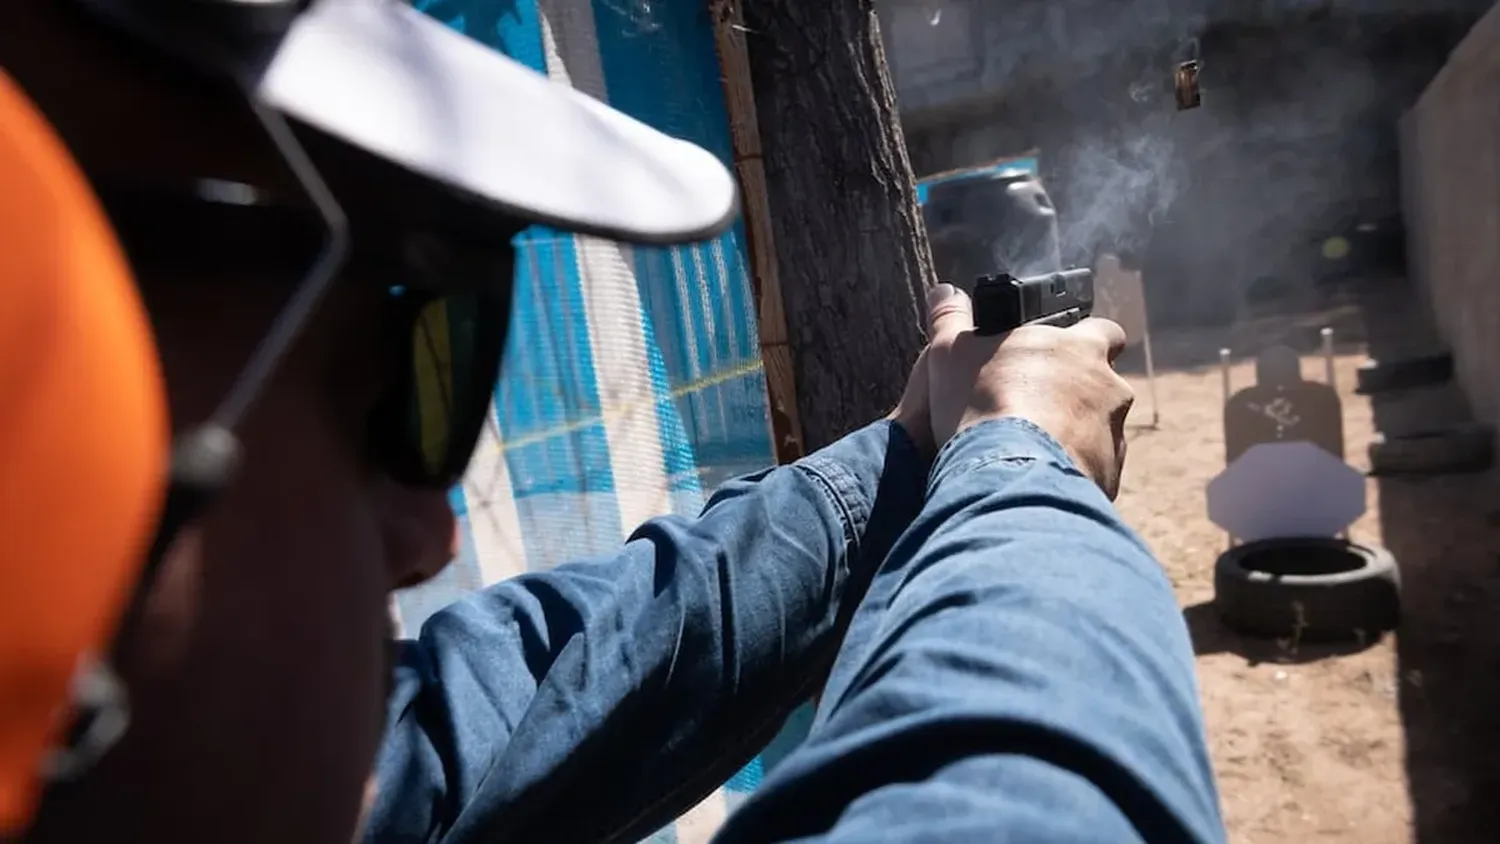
1400,3,1500,429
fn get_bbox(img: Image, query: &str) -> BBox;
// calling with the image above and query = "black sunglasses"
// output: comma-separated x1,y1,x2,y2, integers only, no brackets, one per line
370,283,509,487
99,184,515,489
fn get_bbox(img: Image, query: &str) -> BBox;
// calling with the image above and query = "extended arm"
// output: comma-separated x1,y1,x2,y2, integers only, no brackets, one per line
715,419,1225,844
365,421,929,844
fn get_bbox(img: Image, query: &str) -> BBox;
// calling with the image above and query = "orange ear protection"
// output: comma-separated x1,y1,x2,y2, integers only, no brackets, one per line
0,70,168,832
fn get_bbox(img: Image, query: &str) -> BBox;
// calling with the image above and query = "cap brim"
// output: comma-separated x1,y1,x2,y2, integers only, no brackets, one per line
256,0,738,246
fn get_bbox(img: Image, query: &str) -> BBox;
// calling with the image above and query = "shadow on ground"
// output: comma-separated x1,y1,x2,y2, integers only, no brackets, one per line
1352,278,1500,843
1181,601,1383,665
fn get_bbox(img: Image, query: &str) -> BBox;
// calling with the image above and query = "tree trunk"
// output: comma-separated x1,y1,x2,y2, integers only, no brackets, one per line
741,0,936,451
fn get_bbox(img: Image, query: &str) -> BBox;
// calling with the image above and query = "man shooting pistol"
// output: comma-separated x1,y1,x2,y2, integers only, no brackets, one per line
0,1,1220,841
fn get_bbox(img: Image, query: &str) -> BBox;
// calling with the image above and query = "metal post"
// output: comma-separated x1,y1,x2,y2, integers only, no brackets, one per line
1321,326,1336,389
1143,330,1161,428
1320,325,1347,542
1219,347,1234,550
1219,348,1232,405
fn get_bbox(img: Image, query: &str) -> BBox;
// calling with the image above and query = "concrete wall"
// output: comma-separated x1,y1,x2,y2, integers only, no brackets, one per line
1401,3,1500,429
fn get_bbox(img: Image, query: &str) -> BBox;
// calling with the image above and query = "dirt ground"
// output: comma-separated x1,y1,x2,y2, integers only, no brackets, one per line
1112,291,1500,844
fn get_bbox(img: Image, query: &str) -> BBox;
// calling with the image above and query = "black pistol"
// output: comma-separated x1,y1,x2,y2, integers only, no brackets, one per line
972,268,1094,336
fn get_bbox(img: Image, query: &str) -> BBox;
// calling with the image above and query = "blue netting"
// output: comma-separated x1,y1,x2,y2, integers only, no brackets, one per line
392,1,808,838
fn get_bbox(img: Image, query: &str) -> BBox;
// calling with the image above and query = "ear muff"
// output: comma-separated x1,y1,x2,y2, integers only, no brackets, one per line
0,71,168,833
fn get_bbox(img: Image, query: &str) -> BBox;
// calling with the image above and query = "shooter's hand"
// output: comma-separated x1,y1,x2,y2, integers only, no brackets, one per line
924,283,1134,498
887,346,936,461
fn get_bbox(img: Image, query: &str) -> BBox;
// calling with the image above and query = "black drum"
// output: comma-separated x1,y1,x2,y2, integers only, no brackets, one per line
923,167,1062,289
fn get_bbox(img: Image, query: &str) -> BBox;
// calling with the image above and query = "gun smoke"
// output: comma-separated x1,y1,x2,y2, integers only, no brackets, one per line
908,0,1490,322
1051,113,1182,267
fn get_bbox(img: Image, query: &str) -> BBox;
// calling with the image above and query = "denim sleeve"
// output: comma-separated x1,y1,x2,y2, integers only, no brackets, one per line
364,421,928,844
714,418,1225,844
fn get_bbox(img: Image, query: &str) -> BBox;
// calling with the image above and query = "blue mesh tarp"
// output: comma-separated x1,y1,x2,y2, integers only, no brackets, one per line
391,2,810,839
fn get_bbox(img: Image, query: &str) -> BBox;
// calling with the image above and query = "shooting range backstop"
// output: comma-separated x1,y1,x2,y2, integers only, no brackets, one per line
390,2,795,840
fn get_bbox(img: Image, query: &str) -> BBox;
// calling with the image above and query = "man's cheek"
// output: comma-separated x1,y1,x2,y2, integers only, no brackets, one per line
373,480,458,591
351,776,379,844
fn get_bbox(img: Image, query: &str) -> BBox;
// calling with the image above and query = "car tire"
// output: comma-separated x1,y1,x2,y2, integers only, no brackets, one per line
1368,424,1495,476
1214,538,1400,641
1355,352,1453,394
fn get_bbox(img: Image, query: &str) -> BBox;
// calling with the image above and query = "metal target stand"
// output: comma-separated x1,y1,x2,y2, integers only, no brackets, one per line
1217,325,1342,549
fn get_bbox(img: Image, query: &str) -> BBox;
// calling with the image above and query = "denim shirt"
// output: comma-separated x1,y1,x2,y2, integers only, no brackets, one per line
366,419,1225,843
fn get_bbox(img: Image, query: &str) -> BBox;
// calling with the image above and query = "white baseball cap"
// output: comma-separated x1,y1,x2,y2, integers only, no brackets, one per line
258,0,738,245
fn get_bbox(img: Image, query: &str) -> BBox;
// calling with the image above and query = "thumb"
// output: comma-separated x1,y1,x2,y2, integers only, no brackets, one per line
926,283,973,344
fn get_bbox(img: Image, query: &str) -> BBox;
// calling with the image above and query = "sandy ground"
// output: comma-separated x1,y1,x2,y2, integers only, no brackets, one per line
1111,293,1500,844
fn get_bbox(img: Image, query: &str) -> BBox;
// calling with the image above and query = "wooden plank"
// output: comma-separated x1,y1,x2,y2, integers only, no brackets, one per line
709,0,806,464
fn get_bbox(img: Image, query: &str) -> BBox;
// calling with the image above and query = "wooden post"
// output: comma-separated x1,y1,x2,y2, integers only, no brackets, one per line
710,0,805,464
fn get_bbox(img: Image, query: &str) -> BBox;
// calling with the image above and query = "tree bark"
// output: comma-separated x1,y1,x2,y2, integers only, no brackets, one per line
741,0,936,450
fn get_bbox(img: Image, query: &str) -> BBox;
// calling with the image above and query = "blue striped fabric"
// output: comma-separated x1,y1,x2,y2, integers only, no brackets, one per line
587,0,772,486
390,1,798,840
